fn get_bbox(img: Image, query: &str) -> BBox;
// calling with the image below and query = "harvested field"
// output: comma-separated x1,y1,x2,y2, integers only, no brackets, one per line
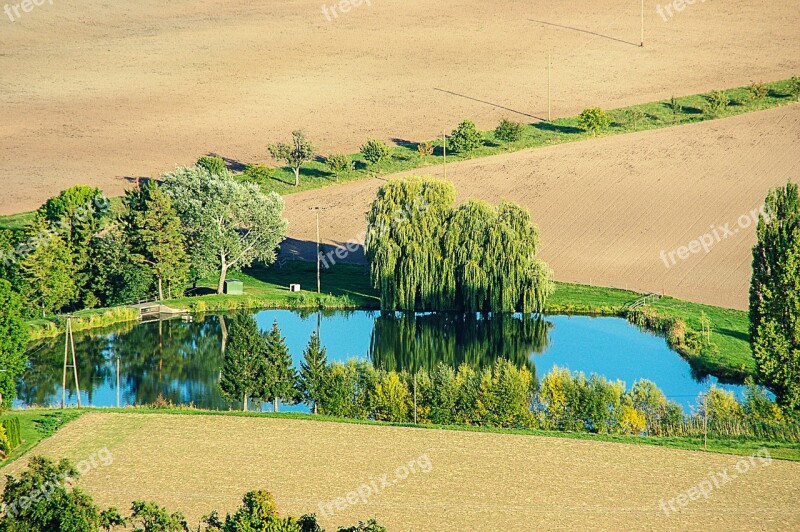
1,0,799,214
282,106,800,310
1,413,798,530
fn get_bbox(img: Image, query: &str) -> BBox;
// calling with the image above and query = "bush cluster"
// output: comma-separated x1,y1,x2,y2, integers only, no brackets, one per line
0,456,385,531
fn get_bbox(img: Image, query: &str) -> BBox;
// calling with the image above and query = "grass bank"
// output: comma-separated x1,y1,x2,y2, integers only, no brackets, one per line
0,410,83,467
3,408,797,463
225,79,799,195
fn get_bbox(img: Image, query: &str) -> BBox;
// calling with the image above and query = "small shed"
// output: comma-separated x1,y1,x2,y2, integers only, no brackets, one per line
224,279,244,295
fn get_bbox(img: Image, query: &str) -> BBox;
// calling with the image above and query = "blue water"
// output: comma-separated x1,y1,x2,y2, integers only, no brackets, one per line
17,311,744,413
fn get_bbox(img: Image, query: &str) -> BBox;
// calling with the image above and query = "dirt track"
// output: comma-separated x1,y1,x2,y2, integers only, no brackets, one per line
1,413,798,531
1,0,799,214
283,106,800,310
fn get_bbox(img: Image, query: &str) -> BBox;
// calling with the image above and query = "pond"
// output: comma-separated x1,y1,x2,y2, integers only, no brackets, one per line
17,310,744,412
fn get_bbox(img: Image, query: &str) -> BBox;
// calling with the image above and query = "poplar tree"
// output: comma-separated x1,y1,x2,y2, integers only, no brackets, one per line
298,331,328,414
17,219,76,317
261,321,298,412
0,280,28,407
750,182,800,411
219,313,265,411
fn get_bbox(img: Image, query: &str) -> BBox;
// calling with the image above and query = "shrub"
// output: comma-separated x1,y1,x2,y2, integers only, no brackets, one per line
449,119,483,153
578,107,610,135
360,139,391,166
669,96,682,122
621,108,645,129
196,155,226,175
494,118,525,142
370,371,412,422
749,81,768,101
417,142,434,157
325,153,355,181
1,416,21,454
240,163,274,186
618,405,647,435
704,90,730,116
789,76,800,102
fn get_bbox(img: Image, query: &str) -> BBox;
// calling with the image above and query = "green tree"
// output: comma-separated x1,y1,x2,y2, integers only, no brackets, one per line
704,90,730,116
621,108,645,129
360,139,391,166
203,491,301,531
17,220,76,317
0,280,28,408
219,313,267,411
269,131,315,187
261,321,298,412
196,155,226,175
370,371,411,422
121,181,189,301
750,182,800,411
449,119,482,153
494,118,524,143
787,76,800,102
37,185,110,308
129,501,188,532
298,331,328,414
0,456,120,531
88,228,154,307
162,166,287,294
324,154,354,182
578,107,610,135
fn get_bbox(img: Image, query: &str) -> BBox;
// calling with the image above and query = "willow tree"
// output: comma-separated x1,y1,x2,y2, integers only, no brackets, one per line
365,177,455,311
365,177,553,313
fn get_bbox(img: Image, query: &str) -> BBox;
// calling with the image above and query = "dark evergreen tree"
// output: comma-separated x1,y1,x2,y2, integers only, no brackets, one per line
261,321,298,412
0,280,28,408
298,331,328,414
219,313,266,411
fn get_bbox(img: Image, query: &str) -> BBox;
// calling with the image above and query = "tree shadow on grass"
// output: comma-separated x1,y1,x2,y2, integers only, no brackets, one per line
533,122,583,134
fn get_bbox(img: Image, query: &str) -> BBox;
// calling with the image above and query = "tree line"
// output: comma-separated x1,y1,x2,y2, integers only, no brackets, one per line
221,313,794,438
0,163,287,319
0,456,385,531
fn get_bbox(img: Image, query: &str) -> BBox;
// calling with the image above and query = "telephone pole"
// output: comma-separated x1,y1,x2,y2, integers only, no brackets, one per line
61,317,81,409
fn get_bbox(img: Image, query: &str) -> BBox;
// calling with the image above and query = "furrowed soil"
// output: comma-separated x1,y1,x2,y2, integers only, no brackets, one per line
1,0,799,214
1,413,798,530
282,106,800,310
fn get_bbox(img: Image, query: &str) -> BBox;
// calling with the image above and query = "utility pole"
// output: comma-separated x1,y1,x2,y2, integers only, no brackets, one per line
442,131,447,179
702,392,708,450
61,317,81,408
547,53,552,121
116,356,120,408
316,210,321,294
641,0,645,47
413,371,418,424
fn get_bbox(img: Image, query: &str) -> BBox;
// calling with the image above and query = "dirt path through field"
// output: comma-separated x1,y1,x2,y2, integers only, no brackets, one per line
2,413,798,530
283,106,800,310
1,0,799,214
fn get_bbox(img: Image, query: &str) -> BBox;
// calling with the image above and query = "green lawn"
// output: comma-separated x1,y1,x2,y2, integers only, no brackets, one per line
0,410,83,467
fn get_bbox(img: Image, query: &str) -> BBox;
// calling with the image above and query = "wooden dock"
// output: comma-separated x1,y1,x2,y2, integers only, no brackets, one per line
129,302,191,322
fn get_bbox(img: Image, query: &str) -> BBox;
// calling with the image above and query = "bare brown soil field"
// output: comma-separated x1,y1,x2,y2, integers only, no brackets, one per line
283,106,800,310
1,0,799,215
1,413,798,531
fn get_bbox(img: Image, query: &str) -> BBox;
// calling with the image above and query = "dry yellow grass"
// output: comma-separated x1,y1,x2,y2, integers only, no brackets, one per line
2,413,799,530
283,106,800,310
1,0,799,214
